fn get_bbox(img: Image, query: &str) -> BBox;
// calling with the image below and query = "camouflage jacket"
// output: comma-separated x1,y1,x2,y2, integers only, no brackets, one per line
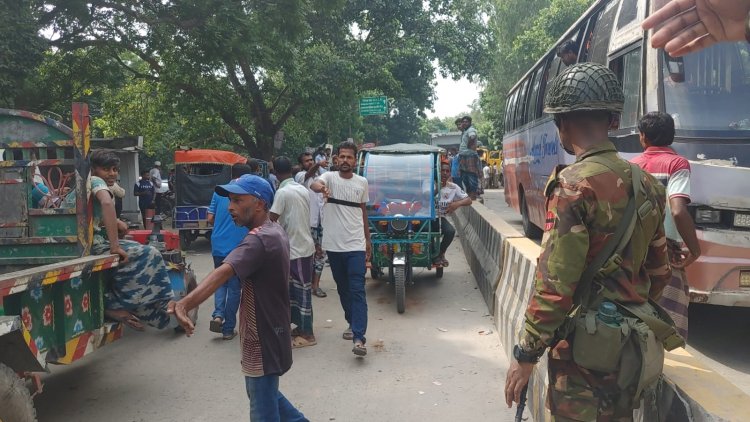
521,141,671,354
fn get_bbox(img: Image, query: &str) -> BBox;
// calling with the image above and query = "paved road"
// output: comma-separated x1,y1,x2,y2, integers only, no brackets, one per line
34,238,520,422
482,188,750,396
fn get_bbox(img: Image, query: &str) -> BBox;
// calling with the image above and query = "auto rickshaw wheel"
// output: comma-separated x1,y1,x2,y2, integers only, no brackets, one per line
436,267,444,278
0,363,37,422
370,267,383,280
394,265,406,314
179,231,192,250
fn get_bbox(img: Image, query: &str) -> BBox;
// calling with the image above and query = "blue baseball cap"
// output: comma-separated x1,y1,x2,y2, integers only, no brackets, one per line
216,174,274,206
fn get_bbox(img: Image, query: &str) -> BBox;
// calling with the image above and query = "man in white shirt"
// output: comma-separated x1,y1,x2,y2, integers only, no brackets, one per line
296,152,327,298
149,161,163,214
311,141,371,357
432,160,472,267
270,156,317,348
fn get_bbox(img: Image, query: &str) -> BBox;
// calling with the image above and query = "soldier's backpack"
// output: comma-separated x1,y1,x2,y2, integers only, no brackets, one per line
562,157,685,409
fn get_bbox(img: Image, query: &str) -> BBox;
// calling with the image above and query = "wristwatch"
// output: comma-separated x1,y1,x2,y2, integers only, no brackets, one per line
513,344,542,363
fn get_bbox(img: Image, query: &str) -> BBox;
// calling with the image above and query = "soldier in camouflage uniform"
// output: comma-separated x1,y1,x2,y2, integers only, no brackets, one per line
504,63,672,421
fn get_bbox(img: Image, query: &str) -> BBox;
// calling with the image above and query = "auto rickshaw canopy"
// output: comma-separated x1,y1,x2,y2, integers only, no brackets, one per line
174,149,248,165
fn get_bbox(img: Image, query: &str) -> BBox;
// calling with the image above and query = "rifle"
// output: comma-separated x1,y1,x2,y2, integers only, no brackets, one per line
515,385,528,422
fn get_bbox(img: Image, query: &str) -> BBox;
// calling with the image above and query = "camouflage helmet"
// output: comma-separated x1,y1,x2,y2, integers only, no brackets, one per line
543,62,624,114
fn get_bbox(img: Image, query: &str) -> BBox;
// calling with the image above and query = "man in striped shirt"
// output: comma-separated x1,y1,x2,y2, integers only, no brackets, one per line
169,174,307,421
632,111,701,339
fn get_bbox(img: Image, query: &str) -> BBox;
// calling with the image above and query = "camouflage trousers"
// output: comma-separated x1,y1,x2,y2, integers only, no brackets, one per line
92,238,174,328
547,340,633,422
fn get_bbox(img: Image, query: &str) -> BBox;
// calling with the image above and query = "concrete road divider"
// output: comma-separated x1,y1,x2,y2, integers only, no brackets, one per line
455,203,750,421
451,203,524,313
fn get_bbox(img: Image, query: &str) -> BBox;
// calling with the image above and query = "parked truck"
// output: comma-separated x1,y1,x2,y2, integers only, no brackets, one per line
0,104,194,421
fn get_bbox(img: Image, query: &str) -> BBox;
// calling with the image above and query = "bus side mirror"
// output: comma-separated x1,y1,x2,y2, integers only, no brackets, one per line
664,51,685,83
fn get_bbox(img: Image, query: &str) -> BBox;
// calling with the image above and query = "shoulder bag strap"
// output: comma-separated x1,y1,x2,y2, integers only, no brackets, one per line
572,156,637,307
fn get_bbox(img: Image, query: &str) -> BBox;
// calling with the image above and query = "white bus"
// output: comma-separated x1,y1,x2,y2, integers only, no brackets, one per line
502,0,750,307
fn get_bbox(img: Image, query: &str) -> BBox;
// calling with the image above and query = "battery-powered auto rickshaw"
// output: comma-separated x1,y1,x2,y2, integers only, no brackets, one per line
359,143,445,314
173,149,248,250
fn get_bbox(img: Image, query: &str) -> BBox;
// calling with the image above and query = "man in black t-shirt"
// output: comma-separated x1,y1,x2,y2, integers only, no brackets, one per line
133,170,155,228
169,174,306,421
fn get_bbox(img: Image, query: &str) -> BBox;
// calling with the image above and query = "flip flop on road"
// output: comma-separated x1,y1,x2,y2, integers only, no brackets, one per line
292,336,317,349
352,341,367,357
105,309,145,331
313,287,327,298
210,317,223,333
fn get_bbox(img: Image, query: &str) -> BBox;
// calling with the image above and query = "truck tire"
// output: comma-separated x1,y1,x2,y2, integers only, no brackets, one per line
0,363,37,422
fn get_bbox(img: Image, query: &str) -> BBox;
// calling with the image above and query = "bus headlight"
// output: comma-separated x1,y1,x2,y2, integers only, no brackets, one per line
733,213,750,228
740,271,750,288
695,208,721,224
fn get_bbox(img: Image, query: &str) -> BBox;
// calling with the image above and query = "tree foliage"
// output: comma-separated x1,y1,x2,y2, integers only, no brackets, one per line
480,0,594,144
30,0,491,159
0,2,47,108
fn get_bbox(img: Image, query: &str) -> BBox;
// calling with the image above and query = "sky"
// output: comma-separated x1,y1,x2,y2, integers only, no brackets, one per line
426,73,482,119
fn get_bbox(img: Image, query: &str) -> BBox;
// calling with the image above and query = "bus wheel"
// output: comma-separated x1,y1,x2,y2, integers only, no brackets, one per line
0,364,37,422
521,193,543,239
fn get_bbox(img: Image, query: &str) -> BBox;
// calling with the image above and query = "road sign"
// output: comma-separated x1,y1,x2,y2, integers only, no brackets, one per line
359,96,388,116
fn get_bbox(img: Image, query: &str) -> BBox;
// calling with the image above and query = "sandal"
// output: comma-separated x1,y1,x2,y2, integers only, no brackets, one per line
352,341,367,357
292,336,318,349
223,331,238,340
105,309,145,331
209,317,223,333
342,326,353,341
313,287,327,298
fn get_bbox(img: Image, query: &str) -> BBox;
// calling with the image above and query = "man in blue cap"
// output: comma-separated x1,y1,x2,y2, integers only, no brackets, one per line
169,174,307,422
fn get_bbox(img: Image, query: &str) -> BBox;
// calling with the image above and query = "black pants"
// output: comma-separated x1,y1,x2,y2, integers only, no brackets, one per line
154,193,162,214
431,217,456,255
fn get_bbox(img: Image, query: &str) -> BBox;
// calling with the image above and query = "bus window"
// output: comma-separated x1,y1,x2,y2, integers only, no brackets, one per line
588,0,618,65
662,42,750,136
515,78,531,128
610,46,642,129
526,66,546,123
506,90,518,132
505,94,513,132
616,0,639,30
579,10,601,62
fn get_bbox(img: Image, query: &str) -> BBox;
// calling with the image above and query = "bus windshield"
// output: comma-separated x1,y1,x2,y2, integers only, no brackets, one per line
662,42,750,137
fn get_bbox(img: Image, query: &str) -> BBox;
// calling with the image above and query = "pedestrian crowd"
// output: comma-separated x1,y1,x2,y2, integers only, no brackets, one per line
135,1,750,420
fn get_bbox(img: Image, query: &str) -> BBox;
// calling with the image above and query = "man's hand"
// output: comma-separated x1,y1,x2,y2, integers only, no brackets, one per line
445,202,459,215
671,246,700,269
366,242,372,262
167,301,195,336
117,219,128,238
110,246,129,264
642,0,750,57
504,360,535,408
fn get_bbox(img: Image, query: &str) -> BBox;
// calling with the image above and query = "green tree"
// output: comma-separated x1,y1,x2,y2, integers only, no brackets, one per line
0,2,47,108
41,0,491,158
480,0,593,144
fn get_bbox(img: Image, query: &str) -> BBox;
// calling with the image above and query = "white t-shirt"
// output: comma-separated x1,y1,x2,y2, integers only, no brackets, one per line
438,182,468,217
149,167,162,186
269,179,315,260
319,171,369,252
295,171,323,227
482,166,490,178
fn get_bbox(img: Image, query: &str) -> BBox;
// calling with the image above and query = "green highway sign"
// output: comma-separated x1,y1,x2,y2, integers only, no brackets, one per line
359,96,388,116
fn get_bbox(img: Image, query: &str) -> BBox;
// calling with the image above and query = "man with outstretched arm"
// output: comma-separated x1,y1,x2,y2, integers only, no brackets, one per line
310,141,372,357
169,175,307,422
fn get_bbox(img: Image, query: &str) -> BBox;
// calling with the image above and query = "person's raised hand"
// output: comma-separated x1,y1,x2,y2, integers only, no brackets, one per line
642,0,750,57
